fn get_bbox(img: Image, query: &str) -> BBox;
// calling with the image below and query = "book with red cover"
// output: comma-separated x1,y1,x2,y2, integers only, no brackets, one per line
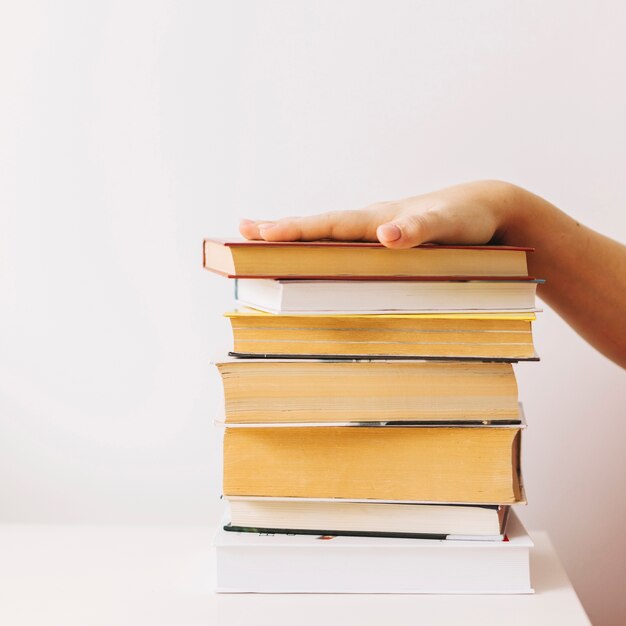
203,238,535,280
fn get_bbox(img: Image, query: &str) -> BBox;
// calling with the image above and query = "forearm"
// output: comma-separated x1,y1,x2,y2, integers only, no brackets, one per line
498,185,626,366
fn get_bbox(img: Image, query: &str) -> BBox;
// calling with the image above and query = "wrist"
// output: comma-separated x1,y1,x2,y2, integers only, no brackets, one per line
489,182,543,247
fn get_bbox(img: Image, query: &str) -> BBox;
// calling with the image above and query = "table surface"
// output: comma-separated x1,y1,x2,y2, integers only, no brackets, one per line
0,523,590,626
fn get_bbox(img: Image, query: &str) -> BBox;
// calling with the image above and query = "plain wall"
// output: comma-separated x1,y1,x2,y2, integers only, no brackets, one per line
1,1,625,624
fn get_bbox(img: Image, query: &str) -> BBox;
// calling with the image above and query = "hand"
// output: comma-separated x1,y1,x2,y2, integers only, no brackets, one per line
239,180,520,248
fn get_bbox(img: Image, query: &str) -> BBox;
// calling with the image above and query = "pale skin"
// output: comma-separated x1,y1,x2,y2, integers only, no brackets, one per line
239,180,626,368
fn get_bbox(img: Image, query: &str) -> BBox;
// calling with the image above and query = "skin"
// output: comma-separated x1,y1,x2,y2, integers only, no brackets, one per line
239,180,626,368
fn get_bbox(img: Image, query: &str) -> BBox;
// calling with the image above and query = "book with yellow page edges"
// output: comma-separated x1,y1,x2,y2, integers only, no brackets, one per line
215,358,521,423
203,239,534,279
225,309,538,360
222,421,525,504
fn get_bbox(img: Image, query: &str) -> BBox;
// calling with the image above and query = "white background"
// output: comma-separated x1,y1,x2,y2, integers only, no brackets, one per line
1,1,625,624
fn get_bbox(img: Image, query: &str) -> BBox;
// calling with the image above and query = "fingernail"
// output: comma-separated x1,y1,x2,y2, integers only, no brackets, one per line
258,222,275,231
377,223,402,242
240,218,254,225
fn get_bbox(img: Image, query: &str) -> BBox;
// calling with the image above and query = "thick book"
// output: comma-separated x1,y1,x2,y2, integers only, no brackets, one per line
214,509,533,593
215,358,520,423
226,308,538,361
235,278,540,314
222,422,525,504
203,238,533,279
224,497,510,540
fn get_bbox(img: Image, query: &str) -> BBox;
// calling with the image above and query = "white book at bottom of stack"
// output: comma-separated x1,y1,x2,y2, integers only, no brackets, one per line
214,509,533,594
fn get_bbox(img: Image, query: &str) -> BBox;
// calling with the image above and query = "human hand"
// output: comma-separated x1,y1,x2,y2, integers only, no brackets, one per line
239,180,522,248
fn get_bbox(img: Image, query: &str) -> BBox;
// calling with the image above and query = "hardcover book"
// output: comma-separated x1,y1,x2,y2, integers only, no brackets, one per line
203,238,533,279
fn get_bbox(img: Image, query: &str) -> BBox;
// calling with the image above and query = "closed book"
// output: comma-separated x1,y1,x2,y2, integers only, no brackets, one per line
226,309,538,361
224,497,510,540
215,359,520,424
214,509,533,594
235,279,540,314
222,423,525,504
203,239,532,279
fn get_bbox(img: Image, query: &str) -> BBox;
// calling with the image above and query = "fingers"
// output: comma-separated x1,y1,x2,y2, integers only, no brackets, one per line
240,210,382,243
241,206,465,249
239,219,272,240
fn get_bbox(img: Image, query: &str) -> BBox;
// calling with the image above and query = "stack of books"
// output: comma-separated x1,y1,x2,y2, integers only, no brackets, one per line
204,238,541,594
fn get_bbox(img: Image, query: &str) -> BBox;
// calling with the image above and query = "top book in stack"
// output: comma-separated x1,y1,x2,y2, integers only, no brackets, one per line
203,239,533,279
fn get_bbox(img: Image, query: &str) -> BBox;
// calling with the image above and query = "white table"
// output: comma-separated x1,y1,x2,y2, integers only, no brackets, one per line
0,524,590,626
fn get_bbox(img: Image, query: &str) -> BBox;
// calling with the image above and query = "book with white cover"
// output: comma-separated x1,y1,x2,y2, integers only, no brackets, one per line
214,509,534,594
235,278,540,314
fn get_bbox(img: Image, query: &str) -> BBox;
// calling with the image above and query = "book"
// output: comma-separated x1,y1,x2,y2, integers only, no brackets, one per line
224,497,510,540
214,509,533,593
235,278,540,314
226,308,538,360
222,423,524,503
203,239,532,279
215,359,520,423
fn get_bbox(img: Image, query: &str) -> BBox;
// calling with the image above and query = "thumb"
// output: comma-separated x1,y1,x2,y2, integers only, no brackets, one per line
377,212,445,248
